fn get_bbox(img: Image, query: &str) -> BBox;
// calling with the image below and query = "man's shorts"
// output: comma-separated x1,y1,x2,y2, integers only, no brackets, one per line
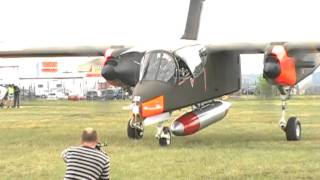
8,94,14,101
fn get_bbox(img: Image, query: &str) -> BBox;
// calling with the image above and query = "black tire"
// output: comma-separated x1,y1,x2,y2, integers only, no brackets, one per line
127,119,143,139
285,117,301,141
159,127,171,146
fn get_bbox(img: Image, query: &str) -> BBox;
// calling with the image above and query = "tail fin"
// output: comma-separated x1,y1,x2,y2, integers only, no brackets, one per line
181,0,205,40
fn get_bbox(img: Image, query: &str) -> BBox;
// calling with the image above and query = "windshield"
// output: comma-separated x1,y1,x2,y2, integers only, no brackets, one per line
139,51,176,82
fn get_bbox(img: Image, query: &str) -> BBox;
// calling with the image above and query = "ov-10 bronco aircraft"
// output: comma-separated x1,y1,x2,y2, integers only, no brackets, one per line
1,0,320,146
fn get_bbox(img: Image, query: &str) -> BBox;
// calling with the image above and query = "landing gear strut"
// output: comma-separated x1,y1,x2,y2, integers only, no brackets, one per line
127,119,144,139
278,87,301,141
155,123,171,146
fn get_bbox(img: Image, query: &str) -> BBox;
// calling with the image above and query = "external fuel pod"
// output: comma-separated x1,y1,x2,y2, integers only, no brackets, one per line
170,101,231,136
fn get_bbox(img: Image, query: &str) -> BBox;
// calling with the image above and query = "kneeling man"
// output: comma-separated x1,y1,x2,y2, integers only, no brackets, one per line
61,128,110,180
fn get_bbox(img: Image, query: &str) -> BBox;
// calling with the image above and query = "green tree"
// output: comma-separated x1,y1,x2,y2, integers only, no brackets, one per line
256,75,275,98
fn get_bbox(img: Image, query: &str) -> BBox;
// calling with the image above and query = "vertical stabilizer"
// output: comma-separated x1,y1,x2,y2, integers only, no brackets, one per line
181,0,205,40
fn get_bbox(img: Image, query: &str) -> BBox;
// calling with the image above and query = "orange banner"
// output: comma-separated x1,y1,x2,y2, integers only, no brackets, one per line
42,68,58,73
41,61,58,73
42,62,57,68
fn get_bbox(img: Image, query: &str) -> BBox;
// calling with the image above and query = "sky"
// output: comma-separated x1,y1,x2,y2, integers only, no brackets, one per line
1,0,320,75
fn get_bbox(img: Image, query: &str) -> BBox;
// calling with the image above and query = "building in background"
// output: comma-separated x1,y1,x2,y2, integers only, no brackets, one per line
312,72,320,85
303,72,320,95
0,57,112,98
241,74,259,95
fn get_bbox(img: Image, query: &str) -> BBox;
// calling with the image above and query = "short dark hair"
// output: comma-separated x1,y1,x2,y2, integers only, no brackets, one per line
81,127,98,142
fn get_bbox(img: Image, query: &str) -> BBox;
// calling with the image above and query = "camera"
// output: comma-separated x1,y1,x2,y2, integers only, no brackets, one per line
95,142,107,153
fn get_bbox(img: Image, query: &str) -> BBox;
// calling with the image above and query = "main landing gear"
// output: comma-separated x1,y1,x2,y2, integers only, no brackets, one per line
156,123,171,146
127,118,144,139
127,119,172,146
278,87,301,141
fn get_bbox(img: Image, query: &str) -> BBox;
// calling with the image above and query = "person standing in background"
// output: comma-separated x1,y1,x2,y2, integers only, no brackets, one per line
0,85,8,108
13,85,20,108
7,84,14,108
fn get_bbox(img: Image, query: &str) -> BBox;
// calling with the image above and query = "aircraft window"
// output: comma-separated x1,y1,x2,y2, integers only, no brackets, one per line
145,53,162,80
174,45,207,78
140,51,175,83
177,59,191,83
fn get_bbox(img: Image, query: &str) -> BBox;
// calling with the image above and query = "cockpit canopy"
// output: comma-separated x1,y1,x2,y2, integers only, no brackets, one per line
139,51,176,83
139,45,207,84
174,45,207,78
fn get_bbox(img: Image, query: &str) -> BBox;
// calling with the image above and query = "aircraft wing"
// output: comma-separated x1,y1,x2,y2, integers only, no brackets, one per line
207,42,320,54
206,43,266,54
0,44,135,88
0,45,130,58
206,42,320,86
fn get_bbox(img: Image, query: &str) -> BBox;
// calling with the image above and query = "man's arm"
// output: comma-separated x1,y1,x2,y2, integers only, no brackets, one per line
101,159,110,180
60,148,70,163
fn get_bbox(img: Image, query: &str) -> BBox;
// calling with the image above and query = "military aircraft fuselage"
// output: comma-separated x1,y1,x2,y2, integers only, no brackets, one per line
132,46,241,118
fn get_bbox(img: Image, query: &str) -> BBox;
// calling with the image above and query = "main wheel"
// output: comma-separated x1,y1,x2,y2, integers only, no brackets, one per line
127,119,143,139
159,127,171,146
285,117,301,141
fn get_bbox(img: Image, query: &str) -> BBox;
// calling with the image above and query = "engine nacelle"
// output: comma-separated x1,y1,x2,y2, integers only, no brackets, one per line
263,45,297,86
101,49,144,87
170,101,231,136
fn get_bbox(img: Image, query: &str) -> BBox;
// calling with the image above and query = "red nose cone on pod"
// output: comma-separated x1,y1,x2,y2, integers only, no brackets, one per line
171,112,200,136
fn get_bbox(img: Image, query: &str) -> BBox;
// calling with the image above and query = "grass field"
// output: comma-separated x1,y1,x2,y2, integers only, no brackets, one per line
0,96,320,180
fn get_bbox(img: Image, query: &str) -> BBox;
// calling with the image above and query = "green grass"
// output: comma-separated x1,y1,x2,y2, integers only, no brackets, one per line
1,96,320,180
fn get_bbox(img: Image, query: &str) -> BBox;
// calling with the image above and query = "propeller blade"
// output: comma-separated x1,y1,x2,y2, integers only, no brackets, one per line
0,45,128,58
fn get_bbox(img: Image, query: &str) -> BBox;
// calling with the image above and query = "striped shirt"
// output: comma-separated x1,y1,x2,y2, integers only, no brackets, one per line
61,146,110,180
